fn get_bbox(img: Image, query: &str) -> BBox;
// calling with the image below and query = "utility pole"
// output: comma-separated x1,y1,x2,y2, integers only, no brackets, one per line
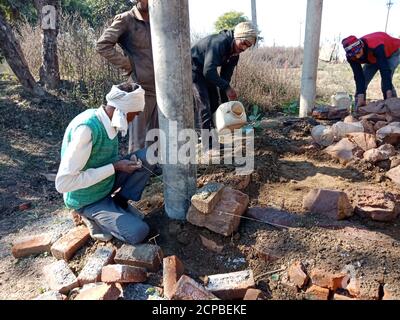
299,0,324,118
149,0,197,220
385,0,394,33
251,0,257,28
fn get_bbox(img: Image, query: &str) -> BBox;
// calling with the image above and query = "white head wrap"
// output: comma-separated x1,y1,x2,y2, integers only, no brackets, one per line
106,84,145,137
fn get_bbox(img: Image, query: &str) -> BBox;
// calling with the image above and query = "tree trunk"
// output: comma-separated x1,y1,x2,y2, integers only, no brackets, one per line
0,12,45,96
35,0,61,90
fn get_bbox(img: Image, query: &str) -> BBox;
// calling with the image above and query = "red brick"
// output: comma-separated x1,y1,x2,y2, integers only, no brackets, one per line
171,275,217,300
344,277,381,300
187,188,249,236
114,244,163,272
347,133,377,151
12,234,54,258
243,289,266,300
191,183,225,214
387,165,400,187
74,283,122,300
303,189,353,220
33,291,67,300
305,285,330,300
101,264,147,283
205,270,255,300
163,256,185,300
77,247,116,286
288,262,309,289
310,269,348,291
50,226,90,261
43,260,79,295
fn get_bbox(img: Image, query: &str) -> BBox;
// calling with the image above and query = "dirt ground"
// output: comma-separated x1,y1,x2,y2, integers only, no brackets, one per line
0,80,399,300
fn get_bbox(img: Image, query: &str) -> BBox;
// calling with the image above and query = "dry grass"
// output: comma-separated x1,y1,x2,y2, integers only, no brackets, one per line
14,19,400,112
18,13,125,106
233,47,302,111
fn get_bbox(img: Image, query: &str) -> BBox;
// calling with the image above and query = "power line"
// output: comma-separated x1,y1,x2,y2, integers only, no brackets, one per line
385,0,394,33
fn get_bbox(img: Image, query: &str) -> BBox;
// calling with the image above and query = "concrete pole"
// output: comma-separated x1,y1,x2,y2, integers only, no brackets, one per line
251,0,257,28
149,0,197,220
299,0,323,118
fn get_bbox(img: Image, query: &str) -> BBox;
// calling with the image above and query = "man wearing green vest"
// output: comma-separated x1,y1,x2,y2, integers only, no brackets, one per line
55,83,154,244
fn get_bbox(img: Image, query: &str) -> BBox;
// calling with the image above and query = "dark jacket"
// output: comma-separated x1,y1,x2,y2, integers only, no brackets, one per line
191,30,239,92
347,32,400,96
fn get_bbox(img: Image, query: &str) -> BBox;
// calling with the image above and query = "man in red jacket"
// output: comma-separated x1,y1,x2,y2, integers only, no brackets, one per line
342,32,400,110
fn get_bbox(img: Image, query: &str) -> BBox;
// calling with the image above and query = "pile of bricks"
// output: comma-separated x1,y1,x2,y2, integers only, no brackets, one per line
162,255,262,301
11,229,164,300
281,261,398,300
187,183,249,236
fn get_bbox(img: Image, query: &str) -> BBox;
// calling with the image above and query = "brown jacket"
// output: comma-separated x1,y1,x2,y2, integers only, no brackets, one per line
96,7,156,96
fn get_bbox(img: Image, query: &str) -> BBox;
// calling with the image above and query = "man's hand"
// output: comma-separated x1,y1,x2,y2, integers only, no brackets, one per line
386,90,393,99
226,87,238,101
113,159,142,174
356,94,366,108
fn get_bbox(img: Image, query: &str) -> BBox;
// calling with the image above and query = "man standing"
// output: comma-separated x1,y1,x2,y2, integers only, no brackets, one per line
342,32,400,110
96,0,157,153
56,83,154,245
191,21,257,142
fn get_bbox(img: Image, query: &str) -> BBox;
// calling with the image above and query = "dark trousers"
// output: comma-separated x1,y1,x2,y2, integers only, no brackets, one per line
192,72,221,131
77,148,155,245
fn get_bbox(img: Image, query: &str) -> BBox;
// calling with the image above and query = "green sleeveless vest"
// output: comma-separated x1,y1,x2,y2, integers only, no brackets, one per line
61,109,119,210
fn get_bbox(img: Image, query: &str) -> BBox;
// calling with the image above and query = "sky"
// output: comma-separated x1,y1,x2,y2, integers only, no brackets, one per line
188,0,400,47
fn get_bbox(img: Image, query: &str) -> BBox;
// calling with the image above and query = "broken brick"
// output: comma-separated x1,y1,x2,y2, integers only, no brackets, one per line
163,256,185,300
310,269,348,291
191,183,225,214
114,244,163,272
243,289,266,300
348,279,381,300
77,247,116,286
205,270,255,300
325,138,360,164
50,226,90,261
33,291,67,300
353,189,400,222
305,285,330,300
43,260,79,295
386,165,400,187
12,233,55,258
74,283,122,300
288,262,309,289
187,188,249,236
101,264,147,283
303,189,353,220
347,132,377,151
376,122,400,145
171,275,217,300
364,144,396,163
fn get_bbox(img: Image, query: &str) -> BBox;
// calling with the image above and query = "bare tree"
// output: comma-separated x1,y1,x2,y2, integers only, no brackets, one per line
34,0,60,90
0,12,45,96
